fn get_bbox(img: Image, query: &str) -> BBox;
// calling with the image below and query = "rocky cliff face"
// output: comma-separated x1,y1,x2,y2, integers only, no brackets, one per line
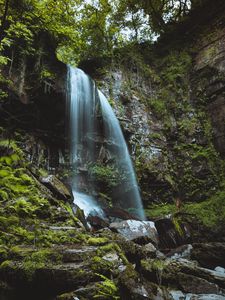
0,33,67,172
83,11,225,209
194,26,225,157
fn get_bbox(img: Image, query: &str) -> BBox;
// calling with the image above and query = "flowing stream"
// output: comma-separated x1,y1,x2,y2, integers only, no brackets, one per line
67,66,145,220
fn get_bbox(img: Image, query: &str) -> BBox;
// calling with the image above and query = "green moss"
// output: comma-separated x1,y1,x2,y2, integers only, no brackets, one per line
0,246,8,262
87,237,109,246
12,198,35,216
98,243,128,265
89,163,123,190
0,139,23,156
184,188,225,228
145,203,176,219
146,186,225,230
0,190,8,201
172,216,184,236
94,274,119,299
0,169,11,177
0,260,14,269
20,174,34,185
141,259,166,272
91,255,114,274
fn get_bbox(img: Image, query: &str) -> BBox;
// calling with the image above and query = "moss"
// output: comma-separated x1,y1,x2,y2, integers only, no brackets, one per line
98,243,128,265
0,169,11,177
0,260,14,269
141,259,166,272
87,237,109,246
0,139,23,157
184,188,225,228
0,246,8,262
18,249,59,279
19,174,34,185
94,274,119,300
172,216,184,236
145,203,176,219
146,186,225,230
91,256,114,274
0,190,8,201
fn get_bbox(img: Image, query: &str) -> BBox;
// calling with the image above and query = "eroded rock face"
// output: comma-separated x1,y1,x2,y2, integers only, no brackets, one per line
194,27,225,157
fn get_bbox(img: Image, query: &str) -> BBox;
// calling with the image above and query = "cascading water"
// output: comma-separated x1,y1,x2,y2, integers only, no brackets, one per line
67,66,145,220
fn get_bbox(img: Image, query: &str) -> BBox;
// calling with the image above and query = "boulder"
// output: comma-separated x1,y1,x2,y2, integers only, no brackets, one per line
0,260,97,297
166,244,193,260
154,215,191,249
118,266,152,299
87,215,109,230
141,257,225,292
40,175,72,201
191,243,225,269
109,220,158,245
169,291,225,300
177,273,219,294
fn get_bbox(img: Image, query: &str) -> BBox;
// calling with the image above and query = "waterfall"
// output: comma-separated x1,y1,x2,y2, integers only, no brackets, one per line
67,66,145,220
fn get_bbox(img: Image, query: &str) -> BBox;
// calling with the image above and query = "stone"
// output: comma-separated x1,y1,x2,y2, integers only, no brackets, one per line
169,290,185,300
191,243,225,269
87,215,109,230
170,291,225,300
215,267,225,274
167,244,193,260
142,243,157,259
49,226,77,231
177,273,219,294
154,216,191,249
0,260,97,297
62,246,98,263
109,220,158,245
40,175,72,201
187,295,225,300
118,266,153,299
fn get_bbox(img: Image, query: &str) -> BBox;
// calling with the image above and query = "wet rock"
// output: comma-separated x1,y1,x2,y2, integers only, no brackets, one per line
118,266,152,299
87,215,109,230
215,267,225,274
166,244,193,259
73,205,90,231
73,283,98,299
141,256,225,293
154,216,191,249
169,291,225,300
109,220,158,245
104,207,140,221
142,243,157,259
62,246,98,263
177,273,219,294
187,295,225,300
40,175,72,201
169,290,185,300
49,226,77,231
0,260,97,297
191,243,225,269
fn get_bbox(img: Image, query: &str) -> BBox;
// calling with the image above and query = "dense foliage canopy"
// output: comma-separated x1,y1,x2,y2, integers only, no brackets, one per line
0,0,206,66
